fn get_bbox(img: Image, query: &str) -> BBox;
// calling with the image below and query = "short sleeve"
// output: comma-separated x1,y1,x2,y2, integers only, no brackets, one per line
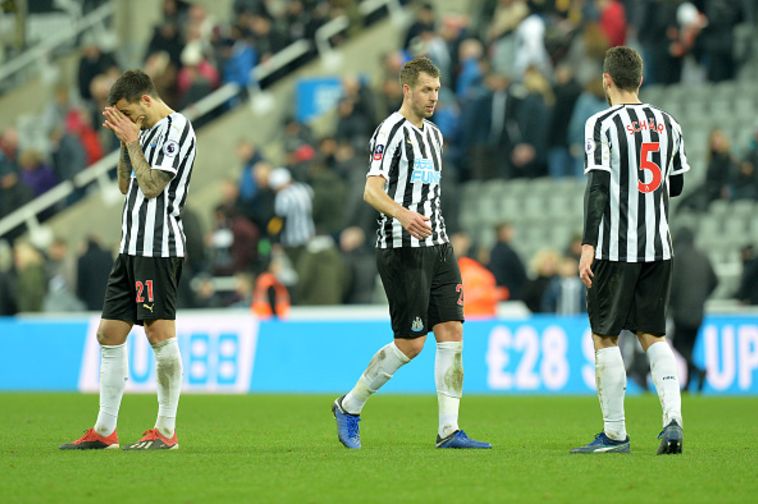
584,116,611,174
670,123,691,176
152,115,192,175
367,117,404,180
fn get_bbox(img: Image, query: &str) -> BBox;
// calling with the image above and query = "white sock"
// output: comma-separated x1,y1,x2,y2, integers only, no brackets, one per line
342,342,410,414
435,341,463,439
595,346,627,441
647,341,683,428
153,338,183,438
94,343,128,437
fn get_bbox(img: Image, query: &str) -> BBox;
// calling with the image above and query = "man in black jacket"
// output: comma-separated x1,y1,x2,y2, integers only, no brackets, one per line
670,228,718,392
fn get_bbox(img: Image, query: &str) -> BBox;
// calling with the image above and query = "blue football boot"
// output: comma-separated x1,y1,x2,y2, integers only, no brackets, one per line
657,420,683,455
570,432,630,454
435,430,492,449
332,396,361,449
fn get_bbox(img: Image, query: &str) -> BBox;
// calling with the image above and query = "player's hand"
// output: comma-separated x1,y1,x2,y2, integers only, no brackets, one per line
103,107,142,144
578,244,595,288
396,207,432,240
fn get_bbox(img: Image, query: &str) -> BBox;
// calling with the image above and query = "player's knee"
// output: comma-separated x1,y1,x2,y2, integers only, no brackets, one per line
395,337,425,359
97,328,121,346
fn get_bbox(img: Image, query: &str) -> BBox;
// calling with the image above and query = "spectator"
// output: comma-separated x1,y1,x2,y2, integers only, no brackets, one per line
512,2,551,79
637,0,681,85
145,21,185,68
309,158,347,238
14,242,47,312
76,236,113,311
296,235,346,305
568,78,607,176
0,128,32,220
77,39,118,101
462,72,520,179
182,205,207,275
736,245,758,305
242,160,277,237
49,126,87,189
18,150,58,198
511,66,552,178
597,0,627,47
67,107,104,166
670,227,718,392
734,126,758,200
522,249,559,313
701,0,743,82
43,237,85,312
547,64,582,178
339,226,376,304
207,180,260,276
177,42,220,108
731,160,758,201
488,222,528,301
334,98,372,147
456,38,485,103
404,2,437,49
542,256,585,314
0,241,16,315
270,167,315,268
452,232,505,318
236,139,265,204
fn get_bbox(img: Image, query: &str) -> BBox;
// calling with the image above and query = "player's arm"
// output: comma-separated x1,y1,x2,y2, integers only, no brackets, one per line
579,169,610,289
124,141,174,199
363,176,431,240
103,106,173,199
669,173,684,197
117,143,131,195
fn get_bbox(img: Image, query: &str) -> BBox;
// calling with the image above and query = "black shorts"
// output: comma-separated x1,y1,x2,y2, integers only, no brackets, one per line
587,259,672,337
376,243,464,339
101,254,183,325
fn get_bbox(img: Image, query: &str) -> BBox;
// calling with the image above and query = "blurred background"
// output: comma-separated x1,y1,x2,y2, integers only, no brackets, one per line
0,0,756,396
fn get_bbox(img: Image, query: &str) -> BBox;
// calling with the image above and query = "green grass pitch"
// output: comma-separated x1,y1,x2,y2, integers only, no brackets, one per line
0,393,755,503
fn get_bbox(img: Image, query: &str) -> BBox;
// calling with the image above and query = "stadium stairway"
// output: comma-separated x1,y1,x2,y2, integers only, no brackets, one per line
16,10,412,250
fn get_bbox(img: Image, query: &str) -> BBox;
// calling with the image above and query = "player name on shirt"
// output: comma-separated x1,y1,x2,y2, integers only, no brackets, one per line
584,103,691,263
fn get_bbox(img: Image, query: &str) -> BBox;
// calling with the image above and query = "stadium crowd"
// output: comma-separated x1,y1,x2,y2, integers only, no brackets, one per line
1,0,758,316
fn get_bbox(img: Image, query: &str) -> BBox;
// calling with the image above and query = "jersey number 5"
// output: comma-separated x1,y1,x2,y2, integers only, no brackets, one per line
638,142,662,193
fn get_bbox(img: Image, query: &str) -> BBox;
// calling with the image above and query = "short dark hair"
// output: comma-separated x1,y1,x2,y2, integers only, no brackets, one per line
603,46,643,92
399,56,440,88
107,70,158,105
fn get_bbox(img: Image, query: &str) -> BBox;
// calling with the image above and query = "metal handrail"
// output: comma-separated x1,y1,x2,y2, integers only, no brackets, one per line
0,3,114,84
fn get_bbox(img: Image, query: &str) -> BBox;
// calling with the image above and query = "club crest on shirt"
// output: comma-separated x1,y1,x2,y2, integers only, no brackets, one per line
163,140,179,157
585,138,595,154
373,144,384,161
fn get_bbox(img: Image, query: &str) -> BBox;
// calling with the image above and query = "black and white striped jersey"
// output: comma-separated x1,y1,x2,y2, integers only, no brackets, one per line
584,103,690,262
274,182,315,247
119,112,196,258
367,111,448,248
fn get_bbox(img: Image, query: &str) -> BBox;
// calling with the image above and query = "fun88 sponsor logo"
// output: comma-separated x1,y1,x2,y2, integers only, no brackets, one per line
79,314,259,393
410,158,440,184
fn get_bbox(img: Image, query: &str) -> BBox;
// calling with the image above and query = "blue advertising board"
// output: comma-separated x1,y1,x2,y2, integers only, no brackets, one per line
1,314,756,394
295,77,343,123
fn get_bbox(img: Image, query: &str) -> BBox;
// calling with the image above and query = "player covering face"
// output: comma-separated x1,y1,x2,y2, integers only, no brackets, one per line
61,70,197,451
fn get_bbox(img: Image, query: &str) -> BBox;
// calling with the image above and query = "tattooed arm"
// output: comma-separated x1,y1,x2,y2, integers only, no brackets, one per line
125,140,174,199
117,143,132,195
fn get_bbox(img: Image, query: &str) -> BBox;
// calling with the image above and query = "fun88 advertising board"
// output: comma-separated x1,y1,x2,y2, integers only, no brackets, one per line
0,313,756,394
78,314,258,393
